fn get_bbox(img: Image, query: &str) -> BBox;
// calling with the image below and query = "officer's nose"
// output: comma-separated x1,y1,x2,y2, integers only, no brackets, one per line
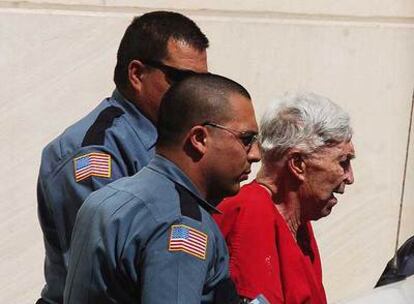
247,141,261,163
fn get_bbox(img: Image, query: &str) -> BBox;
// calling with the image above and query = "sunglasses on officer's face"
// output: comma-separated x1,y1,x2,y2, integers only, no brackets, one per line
202,122,258,151
141,59,203,84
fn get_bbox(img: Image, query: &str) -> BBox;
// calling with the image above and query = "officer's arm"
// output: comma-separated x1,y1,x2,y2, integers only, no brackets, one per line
39,147,129,266
37,177,67,302
139,223,211,304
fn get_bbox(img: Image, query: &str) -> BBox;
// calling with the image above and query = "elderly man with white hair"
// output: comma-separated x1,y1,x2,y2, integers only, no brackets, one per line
214,91,356,304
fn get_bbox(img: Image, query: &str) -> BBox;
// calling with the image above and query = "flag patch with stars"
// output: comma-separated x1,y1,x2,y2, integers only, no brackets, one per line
73,152,111,182
168,224,208,260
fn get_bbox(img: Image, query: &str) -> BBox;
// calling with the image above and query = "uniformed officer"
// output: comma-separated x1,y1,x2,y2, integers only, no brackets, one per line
36,11,209,304
64,74,261,303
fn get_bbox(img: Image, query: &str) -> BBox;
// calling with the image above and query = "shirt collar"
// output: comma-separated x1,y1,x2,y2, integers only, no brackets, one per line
147,154,220,214
111,89,157,150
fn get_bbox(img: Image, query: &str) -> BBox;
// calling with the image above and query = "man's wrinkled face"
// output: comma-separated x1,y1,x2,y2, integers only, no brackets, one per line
300,140,355,221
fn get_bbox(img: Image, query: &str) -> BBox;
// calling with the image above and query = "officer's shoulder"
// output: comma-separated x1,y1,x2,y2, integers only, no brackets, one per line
75,183,157,244
64,100,127,149
81,179,144,221
112,171,203,224
40,99,128,171
81,104,125,147
175,183,203,222
42,98,121,154
96,170,174,216
135,175,205,223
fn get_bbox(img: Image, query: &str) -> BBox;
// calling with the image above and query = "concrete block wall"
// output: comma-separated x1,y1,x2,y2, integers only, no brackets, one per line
1,1,413,303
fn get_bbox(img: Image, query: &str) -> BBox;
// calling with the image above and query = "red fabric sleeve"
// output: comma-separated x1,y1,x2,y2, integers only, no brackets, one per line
214,184,284,303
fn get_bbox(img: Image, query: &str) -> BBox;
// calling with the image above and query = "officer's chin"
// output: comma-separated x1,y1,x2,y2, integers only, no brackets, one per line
210,183,240,204
224,182,241,198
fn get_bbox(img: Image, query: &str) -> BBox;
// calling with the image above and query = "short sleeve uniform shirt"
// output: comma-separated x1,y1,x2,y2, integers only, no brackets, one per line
37,89,157,302
64,155,233,304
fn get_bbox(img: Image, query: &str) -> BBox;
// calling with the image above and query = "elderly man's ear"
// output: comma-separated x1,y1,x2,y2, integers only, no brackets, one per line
287,151,306,182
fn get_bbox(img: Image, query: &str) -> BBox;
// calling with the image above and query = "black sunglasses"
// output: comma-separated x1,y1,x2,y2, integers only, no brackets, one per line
202,122,258,151
141,59,203,83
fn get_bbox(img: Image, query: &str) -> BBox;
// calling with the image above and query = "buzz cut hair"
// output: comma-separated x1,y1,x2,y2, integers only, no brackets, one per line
157,73,251,147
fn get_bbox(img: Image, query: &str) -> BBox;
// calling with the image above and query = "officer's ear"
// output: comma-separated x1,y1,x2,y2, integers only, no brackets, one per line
128,60,146,93
187,125,208,156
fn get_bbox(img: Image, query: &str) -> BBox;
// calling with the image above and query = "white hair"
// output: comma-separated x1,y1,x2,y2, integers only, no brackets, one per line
260,91,352,162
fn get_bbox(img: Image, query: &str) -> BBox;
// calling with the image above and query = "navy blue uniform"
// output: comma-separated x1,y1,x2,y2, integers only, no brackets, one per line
64,155,233,304
37,90,157,303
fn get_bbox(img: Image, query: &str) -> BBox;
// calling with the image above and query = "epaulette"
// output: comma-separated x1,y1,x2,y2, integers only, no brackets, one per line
82,106,124,146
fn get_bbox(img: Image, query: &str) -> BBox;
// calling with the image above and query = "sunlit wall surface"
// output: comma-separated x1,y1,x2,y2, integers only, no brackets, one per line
1,1,413,303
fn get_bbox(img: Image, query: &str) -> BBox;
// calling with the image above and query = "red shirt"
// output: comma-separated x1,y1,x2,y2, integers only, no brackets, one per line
213,181,327,304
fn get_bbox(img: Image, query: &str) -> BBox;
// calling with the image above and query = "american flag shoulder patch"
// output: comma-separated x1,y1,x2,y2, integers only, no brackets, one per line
168,224,208,260
73,152,111,182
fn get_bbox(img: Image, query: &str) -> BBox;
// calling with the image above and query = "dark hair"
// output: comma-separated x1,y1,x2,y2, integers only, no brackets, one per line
114,11,209,89
157,73,251,146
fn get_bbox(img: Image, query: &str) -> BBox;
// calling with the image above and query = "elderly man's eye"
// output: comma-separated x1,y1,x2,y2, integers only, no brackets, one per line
339,159,350,170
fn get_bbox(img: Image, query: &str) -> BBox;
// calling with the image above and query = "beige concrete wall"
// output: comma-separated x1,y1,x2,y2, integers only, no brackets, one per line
1,1,413,303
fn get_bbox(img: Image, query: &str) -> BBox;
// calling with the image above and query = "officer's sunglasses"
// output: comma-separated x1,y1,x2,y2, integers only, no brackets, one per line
141,59,201,83
202,122,258,151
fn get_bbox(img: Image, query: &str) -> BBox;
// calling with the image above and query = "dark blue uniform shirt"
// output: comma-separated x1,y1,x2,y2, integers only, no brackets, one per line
64,155,231,304
37,90,157,303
